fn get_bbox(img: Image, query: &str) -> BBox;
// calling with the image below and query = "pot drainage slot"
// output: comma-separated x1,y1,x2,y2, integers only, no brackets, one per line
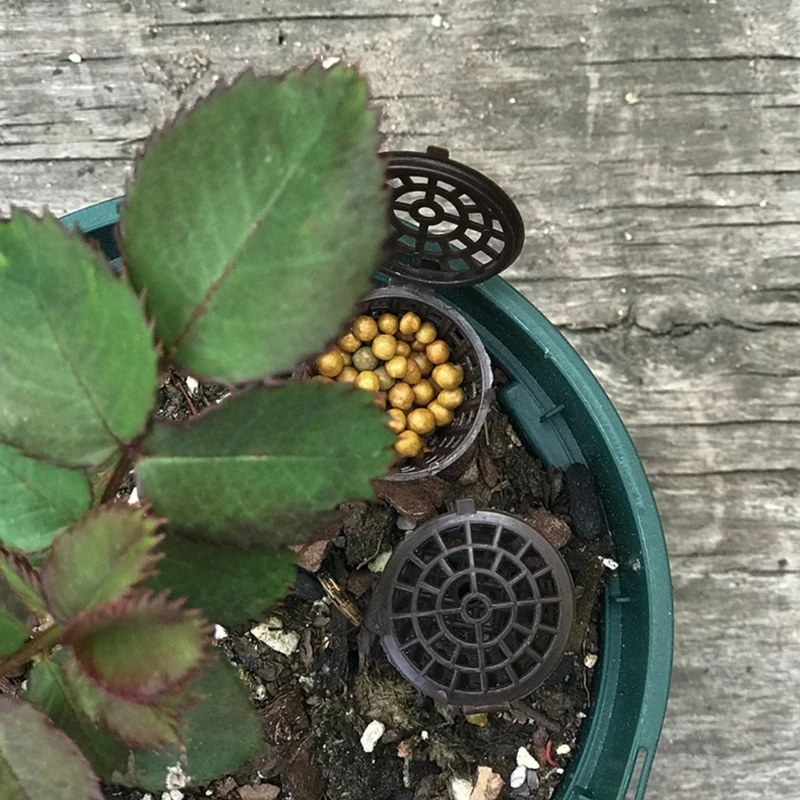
366,499,574,710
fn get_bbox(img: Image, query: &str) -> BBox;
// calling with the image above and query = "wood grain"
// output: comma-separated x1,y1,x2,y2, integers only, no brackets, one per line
2,1,799,798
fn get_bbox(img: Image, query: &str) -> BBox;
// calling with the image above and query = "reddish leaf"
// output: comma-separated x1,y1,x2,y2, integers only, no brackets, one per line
64,589,213,703
62,654,189,750
0,694,103,800
40,506,164,623
0,546,46,616
26,657,129,780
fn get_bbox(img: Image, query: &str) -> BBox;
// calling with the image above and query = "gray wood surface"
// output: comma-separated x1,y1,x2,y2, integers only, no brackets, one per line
1,1,798,797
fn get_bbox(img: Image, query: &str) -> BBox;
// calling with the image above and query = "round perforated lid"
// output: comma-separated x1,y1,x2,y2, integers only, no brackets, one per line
381,146,525,287
369,500,574,710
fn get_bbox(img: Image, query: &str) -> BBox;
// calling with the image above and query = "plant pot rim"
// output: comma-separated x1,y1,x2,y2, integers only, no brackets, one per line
62,198,673,800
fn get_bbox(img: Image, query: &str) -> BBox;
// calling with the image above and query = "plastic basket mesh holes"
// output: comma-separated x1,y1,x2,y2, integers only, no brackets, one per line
358,288,491,479
375,503,574,709
383,148,525,287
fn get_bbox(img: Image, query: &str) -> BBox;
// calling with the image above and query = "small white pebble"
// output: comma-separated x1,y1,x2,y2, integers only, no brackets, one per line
556,744,572,756
368,550,393,574
215,392,231,404
509,97,517,104
602,557,619,571
421,730,429,740
250,620,299,656
143,795,153,800
431,13,443,27
450,776,473,800
516,746,539,770
509,765,528,789
213,624,228,641
579,35,587,43
759,198,767,207
624,91,639,105
360,719,386,753
68,52,82,63
166,764,188,790
293,41,302,47
127,486,139,505
185,376,199,393
556,768,565,775
321,56,341,69
584,653,598,669
254,682,267,701
577,711,587,719
623,231,633,241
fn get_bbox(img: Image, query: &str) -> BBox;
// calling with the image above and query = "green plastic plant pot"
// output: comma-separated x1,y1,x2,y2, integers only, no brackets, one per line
61,198,673,800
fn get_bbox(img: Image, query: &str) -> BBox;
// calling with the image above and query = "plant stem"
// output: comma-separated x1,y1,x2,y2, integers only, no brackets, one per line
0,624,64,679
101,447,134,504
171,370,198,416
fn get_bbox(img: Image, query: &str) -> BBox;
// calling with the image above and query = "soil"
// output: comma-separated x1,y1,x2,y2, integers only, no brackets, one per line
103,373,614,800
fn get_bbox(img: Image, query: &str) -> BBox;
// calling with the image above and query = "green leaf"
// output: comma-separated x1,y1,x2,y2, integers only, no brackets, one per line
118,659,263,791
148,534,296,625
0,212,158,467
0,608,29,658
64,589,212,703
26,657,129,781
136,383,394,548
0,694,102,800
40,506,164,623
0,547,46,616
61,653,186,750
0,443,91,554
121,65,386,384
0,549,38,656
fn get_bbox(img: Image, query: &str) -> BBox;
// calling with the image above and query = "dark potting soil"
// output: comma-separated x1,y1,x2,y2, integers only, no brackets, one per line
103,374,614,800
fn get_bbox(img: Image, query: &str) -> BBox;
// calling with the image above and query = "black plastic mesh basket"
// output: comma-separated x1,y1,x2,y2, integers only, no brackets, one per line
356,285,492,480
373,147,523,479
364,500,574,711
381,145,525,287
299,147,524,480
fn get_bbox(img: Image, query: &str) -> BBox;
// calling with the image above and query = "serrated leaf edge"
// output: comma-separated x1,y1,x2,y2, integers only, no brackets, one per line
61,651,190,750
118,60,388,386
40,504,167,623
0,545,46,616
63,588,215,703
0,209,161,469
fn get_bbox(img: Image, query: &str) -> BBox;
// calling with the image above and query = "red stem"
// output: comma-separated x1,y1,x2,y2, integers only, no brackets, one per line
100,447,135,504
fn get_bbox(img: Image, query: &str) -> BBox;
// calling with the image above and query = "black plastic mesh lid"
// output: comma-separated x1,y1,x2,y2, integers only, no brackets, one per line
367,500,574,711
381,146,525,287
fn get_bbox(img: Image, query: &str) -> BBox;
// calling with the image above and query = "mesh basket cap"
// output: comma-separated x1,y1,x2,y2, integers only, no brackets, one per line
366,500,574,711
381,146,525,288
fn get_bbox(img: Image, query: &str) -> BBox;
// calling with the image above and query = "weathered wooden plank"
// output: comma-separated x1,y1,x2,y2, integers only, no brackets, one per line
2,1,800,799
656,472,800,562
652,561,800,800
